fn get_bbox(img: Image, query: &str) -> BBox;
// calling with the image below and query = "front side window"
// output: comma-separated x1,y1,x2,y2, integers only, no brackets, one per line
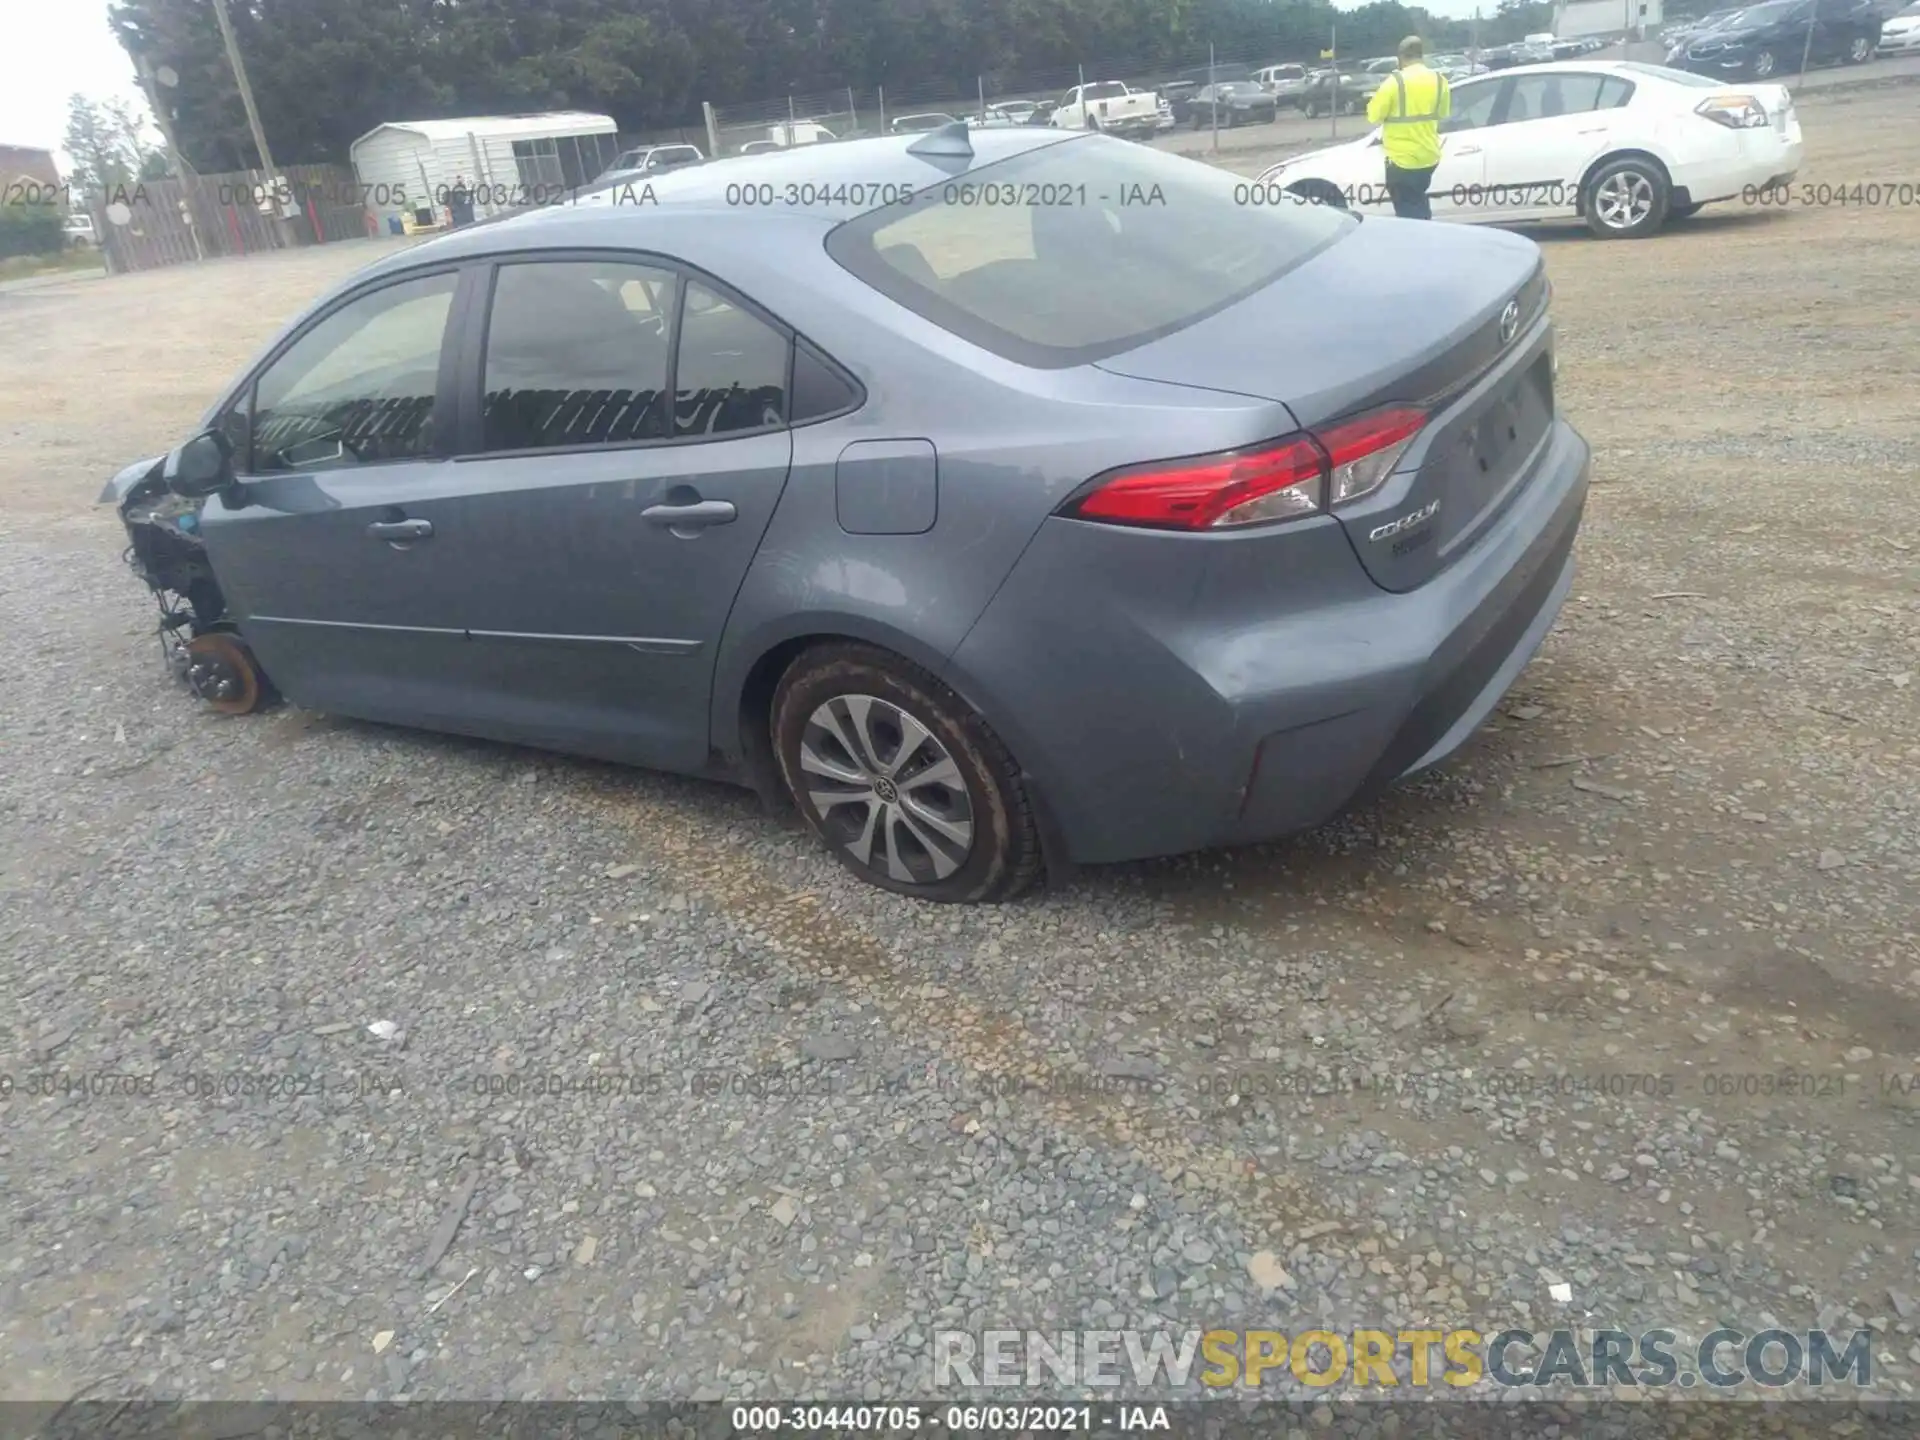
674,282,789,436
1504,73,1613,120
1441,79,1505,132
481,259,677,452
249,271,456,474
827,135,1350,368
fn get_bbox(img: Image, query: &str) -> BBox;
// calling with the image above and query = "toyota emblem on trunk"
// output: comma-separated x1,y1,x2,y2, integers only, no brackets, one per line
1499,299,1521,345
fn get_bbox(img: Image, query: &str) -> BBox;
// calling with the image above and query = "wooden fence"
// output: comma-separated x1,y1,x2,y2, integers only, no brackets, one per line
90,163,379,275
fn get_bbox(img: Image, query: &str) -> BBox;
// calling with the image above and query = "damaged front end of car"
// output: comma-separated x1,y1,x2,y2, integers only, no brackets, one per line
99,436,275,715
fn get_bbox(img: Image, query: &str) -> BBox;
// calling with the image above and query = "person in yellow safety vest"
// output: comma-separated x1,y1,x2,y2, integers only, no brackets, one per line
1365,36,1451,220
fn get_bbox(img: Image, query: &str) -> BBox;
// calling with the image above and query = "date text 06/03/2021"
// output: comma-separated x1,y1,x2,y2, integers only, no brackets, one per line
728,1404,1171,1431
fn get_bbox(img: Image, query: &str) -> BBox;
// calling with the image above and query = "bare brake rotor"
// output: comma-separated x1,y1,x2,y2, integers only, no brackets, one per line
183,632,267,715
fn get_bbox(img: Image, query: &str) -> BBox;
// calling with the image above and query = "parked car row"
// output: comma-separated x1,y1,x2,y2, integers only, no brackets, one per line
1666,0,1887,75
1170,81,1280,127
1879,0,1920,48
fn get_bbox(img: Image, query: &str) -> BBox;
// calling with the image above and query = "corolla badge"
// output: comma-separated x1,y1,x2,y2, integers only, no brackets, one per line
1499,298,1521,345
1369,498,1440,543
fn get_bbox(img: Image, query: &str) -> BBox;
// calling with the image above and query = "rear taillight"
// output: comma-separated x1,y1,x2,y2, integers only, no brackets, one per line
1695,93,1770,128
1060,405,1426,531
1062,435,1325,530
1317,406,1426,505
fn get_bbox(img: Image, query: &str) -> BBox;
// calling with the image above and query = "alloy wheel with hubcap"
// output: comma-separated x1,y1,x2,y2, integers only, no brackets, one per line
1847,35,1872,60
1585,157,1669,239
772,644,1043,903
1752,48,1779,76
798,693,975,885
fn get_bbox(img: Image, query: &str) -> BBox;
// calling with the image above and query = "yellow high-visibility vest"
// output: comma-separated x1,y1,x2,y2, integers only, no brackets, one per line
1366,63,1451,170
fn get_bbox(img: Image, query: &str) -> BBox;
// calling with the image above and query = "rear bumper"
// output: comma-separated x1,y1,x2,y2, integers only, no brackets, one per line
947,418,1590,867
1669,131,1803,208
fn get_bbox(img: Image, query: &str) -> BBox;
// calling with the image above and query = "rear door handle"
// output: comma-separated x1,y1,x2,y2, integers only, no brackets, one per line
642,499,737,531
368,519,433,541
1452,144,1481,155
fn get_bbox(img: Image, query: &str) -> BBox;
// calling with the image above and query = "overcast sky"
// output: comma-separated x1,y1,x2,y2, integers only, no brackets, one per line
1,0,1494,161
0,0,150,156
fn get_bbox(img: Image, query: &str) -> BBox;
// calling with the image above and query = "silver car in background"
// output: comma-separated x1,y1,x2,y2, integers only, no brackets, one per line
103,126,1589,903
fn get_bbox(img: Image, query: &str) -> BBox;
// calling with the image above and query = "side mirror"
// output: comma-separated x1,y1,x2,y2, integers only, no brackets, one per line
164,429,236,499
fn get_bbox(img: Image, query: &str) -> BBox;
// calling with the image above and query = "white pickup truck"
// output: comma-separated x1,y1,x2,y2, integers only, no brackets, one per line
1048,81,1161,137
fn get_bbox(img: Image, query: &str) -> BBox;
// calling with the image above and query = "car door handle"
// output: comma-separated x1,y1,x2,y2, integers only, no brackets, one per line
367,519,433,541
1451,144,1482,155
642,499,736,529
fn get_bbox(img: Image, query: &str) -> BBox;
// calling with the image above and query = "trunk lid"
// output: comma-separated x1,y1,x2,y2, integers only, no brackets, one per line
1094,218,1553,591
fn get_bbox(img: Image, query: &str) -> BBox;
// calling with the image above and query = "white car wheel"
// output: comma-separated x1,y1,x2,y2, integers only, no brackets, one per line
1584,157,1670,239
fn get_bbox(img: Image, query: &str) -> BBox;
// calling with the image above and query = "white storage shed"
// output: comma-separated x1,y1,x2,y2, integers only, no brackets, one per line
349,112,622,231
1554,0,1664,38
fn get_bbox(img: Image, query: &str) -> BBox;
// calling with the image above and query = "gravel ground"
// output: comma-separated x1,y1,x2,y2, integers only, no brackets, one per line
0,85,1916,1411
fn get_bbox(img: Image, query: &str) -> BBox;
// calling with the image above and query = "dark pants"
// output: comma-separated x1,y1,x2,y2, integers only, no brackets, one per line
1384,162,1437,220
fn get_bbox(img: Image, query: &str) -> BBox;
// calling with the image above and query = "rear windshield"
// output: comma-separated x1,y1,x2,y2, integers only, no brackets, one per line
826,135,1351,368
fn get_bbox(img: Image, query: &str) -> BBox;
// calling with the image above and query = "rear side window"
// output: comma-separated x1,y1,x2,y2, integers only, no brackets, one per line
674,282,789,436
826,137,1350,368
481,259,676,451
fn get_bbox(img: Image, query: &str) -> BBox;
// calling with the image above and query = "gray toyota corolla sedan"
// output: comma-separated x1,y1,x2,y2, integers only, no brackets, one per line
103,123,1589,903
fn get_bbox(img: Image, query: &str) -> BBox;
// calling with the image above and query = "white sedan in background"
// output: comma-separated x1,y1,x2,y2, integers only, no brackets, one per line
1254,60,1803,239
1877,0,1920,53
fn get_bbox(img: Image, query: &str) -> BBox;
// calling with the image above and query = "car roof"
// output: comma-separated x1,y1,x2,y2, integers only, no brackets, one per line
1456,59,1679,78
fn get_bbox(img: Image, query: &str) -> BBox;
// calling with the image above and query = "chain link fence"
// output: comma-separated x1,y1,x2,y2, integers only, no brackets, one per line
704,34,1455,155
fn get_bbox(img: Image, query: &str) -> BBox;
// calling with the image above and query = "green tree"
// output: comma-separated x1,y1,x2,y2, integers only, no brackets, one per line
63,96,157,199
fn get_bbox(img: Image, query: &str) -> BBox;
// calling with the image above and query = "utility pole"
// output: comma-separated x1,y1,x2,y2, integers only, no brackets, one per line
209,0,295,248
131,51,195,178
1210,42,1219,153
1329,22,1339,140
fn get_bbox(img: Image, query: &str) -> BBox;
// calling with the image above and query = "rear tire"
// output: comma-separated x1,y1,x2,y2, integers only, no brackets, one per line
1846,33,1873,61
1751,47,1780,76
1583,155,1670,239
772,644,1043,904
